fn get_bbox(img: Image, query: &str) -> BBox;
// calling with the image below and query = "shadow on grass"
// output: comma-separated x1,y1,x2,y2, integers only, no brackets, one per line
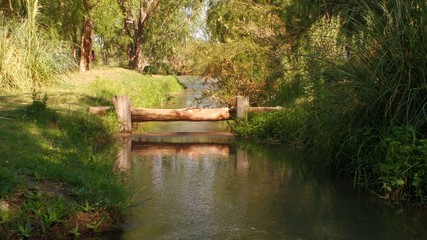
80,95,113,107
0,101,127,238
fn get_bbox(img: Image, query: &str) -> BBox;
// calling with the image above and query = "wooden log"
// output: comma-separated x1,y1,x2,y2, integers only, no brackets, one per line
112,96,132,133
249,106,283,112
236,96,249,119
88,106,112,115
131,107,231,122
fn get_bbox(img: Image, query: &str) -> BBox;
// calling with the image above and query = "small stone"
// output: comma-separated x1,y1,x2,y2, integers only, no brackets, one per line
0,200,10,212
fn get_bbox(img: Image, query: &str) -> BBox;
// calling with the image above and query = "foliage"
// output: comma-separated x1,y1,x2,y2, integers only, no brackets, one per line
225,0,427,203
0,0,75,93
2,0,204,73
189,40,272,105
189,0,286,105
235,109,309,147
310,0,427,200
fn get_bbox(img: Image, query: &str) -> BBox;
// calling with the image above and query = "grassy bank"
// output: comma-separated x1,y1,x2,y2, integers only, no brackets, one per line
0,68,183,238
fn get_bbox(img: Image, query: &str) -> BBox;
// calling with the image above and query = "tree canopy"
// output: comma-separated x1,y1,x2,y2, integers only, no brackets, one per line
0,0,204,73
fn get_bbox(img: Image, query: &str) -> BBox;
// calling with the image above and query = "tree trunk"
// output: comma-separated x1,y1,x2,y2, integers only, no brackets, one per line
80,18,93,72
118,0,160,73
130,36,149,73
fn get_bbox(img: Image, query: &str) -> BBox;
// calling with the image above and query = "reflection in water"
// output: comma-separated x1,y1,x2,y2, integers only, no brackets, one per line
114,76,427,239
132,142,230,157
115,141,427,240
115,136,132,172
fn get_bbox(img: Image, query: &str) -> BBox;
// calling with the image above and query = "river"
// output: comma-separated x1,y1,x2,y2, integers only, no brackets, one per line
114,77,427,240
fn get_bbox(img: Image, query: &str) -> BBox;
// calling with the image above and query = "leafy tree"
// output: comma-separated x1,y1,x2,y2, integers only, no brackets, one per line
116,0,203,73
192,0,287,104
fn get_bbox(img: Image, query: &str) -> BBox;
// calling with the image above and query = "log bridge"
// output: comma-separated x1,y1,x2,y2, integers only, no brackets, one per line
89,96,282,133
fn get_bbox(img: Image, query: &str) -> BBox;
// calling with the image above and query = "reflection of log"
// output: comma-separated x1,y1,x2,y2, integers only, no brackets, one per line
236,149,249,173
132,143,230,157
131,107,231,122
115,136,132,171
88,106,112,115
132,132,235,144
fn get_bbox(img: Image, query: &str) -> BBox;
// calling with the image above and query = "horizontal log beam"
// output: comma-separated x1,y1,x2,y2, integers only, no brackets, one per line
131,107,231,122
249,106,283,112
88,106,112,115
89,106,283,116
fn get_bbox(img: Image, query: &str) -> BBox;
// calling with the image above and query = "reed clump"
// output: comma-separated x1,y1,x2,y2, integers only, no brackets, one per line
235,0,427,202
0,0,74,94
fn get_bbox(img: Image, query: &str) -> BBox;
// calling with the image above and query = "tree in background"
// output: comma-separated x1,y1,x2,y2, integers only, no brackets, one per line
116,0,203,73
79,0,95,72
117,0,160,72
188,0,288,105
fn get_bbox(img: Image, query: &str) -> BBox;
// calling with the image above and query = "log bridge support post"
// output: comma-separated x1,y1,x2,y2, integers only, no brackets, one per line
112,96,132,133
89,95,282,133
236,96,249,120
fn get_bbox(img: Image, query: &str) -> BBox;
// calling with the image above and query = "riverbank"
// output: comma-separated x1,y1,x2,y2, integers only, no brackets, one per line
0,68,183,238
234,106,427,203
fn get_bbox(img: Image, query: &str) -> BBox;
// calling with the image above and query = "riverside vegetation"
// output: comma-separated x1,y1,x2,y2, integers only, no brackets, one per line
0,1,183,238
0,68,183,238
2,2,427,239
191,0,427,203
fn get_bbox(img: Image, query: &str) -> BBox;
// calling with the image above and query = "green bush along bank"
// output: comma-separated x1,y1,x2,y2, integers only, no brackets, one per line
232,0,427,203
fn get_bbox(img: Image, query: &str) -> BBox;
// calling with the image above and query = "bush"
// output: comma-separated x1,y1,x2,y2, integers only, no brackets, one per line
235,109,309,147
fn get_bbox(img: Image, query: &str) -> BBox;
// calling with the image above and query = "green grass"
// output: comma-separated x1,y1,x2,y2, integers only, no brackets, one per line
0,67,183,238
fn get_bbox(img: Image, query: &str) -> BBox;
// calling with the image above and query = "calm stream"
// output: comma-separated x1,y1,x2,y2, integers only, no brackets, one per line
115,77,427,239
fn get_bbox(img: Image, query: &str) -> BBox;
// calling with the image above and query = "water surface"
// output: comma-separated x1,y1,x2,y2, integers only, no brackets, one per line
117,77,427,239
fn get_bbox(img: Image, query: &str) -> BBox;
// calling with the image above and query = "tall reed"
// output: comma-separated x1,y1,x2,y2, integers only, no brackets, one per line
0,0,74,93
313,0,427,200
236,0,427,201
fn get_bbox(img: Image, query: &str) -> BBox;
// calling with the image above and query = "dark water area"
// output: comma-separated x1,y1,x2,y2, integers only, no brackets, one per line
114,77,427,240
